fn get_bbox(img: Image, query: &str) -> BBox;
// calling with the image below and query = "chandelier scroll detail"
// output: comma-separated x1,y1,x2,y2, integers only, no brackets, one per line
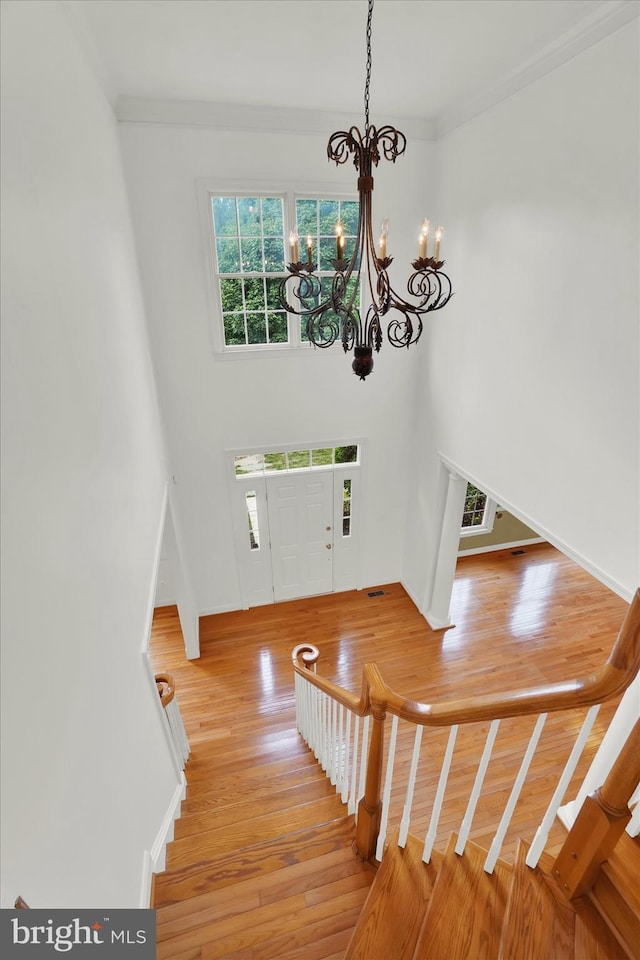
277,0,453,380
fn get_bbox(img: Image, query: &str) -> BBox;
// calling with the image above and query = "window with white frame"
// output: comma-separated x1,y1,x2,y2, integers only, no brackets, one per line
233,444,359,477
460,483,498,537
208,191,359,351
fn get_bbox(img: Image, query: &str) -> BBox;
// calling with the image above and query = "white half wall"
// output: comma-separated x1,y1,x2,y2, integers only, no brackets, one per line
404,19,639,605
0,0,180,907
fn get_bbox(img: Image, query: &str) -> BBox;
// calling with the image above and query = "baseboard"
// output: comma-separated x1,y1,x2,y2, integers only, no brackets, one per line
198,602,243,617
424,612,455,631
139,773,186,906
400,579,423,615
457,537,545,557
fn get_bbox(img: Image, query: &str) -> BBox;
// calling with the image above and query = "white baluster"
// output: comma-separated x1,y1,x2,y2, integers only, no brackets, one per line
526,705,599,867
166,697,190,767
313,689,321,763
320,692,329,772
423,725,458,863
294,673,301,734
484,712,547,874
376,715,399,861
399,725,424,848
456,719,501,855
349,714,360,815
329,699,338,785
357,716,371,824
342,709,352,803
336,703,345,796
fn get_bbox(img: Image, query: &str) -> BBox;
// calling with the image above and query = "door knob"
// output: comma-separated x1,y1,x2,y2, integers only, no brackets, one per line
326,543,332,550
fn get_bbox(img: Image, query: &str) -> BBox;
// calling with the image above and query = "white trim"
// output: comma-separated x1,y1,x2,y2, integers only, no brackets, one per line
141,483,169,654
198,602,248,617
458,537,546,558
115,97,436,141
459,496,498,538
139,773,186,906
439,454,634,603
436,1,639,137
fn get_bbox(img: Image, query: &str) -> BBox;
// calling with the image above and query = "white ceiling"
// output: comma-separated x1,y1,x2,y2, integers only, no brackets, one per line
66,0,636,130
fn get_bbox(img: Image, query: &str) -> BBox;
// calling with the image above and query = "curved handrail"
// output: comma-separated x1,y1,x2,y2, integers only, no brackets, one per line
155,673,175,708
292,589,640,727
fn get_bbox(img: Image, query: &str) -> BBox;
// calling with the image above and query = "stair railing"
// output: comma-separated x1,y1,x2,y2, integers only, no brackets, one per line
156,673,190,769
292,589,640,870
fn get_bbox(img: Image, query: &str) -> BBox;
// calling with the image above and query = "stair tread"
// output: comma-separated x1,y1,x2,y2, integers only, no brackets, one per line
413,833,512,960
574,894,631,959
154,816,355,907
184,754,322,797
167,793,346,869
345,829,442,960
590,833,640,959
157,848,372,939
499,839,576,959
176,776,337,838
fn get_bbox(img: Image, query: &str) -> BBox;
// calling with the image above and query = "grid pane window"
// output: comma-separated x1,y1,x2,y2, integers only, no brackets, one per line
212,195,287,347
296,198,360,343
234,445,359,478
462,484,488,528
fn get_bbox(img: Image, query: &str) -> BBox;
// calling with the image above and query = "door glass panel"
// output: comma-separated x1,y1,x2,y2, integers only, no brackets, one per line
246,491,260,549
342,478,352,537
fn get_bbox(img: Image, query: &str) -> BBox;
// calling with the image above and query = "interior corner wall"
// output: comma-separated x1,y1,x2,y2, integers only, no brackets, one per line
0,1,179,907
404,20,639,604
118,119,435,613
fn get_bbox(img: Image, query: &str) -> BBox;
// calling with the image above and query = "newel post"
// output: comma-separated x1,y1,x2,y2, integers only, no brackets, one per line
356,702,386,861
553,717,640,899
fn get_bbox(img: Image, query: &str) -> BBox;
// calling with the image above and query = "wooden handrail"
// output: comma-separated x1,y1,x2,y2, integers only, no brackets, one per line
155,673,175,708
293,590,640,726
292,590,640,860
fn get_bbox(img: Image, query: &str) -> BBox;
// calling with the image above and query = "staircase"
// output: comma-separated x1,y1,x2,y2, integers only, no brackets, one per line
152,724,376,959
345,829,639,959
149,582,640,958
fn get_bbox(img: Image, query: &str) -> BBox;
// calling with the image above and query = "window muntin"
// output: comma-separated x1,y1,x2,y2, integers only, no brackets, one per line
209,191,359,352
295,198,360,343
460,483,497,536
212,195,288,347
234,444,359,477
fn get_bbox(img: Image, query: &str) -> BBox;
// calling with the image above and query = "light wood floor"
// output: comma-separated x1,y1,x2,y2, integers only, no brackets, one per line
149,542,631,957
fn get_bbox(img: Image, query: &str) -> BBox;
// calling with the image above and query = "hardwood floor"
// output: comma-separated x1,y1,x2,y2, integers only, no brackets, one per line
149,542,631,957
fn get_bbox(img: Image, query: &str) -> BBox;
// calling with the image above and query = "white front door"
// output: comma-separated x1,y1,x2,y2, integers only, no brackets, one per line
266,471,334,601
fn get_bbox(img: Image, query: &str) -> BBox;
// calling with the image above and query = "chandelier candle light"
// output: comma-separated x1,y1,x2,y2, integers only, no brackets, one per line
278,0,453,380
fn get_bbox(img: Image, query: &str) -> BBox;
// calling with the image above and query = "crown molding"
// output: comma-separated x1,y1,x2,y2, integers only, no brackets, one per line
436,0,640,138
114,97,437,142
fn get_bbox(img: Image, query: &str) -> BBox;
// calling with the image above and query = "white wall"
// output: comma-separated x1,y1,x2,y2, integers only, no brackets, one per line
118,120,435,612
404,20,640,604
0,0,179,907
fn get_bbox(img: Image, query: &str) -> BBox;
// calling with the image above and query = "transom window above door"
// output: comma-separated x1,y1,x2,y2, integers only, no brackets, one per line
205,188,360,353
234,444,359,477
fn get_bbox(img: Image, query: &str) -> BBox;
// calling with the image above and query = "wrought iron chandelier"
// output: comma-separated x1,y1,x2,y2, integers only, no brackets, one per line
278,0,453,380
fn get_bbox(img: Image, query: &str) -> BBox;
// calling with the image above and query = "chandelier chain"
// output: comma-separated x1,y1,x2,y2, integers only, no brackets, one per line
364,0,373,129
